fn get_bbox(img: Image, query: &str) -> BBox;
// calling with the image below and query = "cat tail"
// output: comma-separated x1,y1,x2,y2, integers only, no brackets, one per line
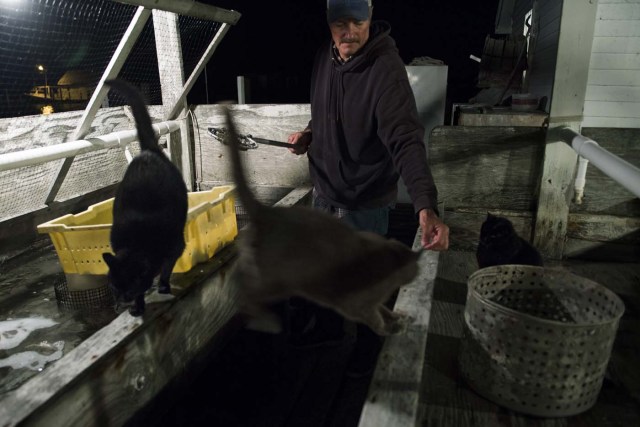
222,107,261,218
105,79,161,153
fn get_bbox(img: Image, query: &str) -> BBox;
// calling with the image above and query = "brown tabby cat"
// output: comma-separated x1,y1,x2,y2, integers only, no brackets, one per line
223,108,421,335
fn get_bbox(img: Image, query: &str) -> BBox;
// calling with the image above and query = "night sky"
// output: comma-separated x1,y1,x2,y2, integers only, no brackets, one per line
0,0,499,117
193,0,500,109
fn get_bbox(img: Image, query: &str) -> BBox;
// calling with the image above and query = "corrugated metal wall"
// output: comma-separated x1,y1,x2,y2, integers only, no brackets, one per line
583,0,640,128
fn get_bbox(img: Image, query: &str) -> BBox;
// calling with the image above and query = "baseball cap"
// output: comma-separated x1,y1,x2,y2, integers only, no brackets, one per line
327,0,372,23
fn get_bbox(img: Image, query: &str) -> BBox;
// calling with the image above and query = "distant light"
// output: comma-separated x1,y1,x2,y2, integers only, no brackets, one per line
41,105,54,115
37,64,45,71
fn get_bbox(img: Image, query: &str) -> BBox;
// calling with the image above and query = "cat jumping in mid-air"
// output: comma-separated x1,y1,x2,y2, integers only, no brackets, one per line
102,79,188,316
223,108,421,335
476,213,543,268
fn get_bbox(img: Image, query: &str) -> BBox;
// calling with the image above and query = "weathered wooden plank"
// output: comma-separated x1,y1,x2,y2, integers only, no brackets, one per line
273,185,312,207
358,231,439,427
443,208,534,252
588,53,640,71
435,250,478,286
564,212,640,260
581,117,640,129
597,3,640,21
0,105,161,154
153,9,194,190
595,19,640,37
548,0,597,118
457,111,548,127
564,239,640,262
534,0,598,259
427,301,465,338
429,126,545,212
586,84,640,103
420,403,569,427
583,100,640,118
533,131,578,259
591,36,640,55
193,104,311,188
552,259,640,405
420,333,511,425
0,105,166,222
568,129,640,217
580,126,640,159
567,213,640,243
0,186,311,427
0,246,239,427
418,246,640,426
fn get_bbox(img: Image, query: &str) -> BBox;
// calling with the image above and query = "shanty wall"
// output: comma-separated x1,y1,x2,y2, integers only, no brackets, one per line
428,125,639,261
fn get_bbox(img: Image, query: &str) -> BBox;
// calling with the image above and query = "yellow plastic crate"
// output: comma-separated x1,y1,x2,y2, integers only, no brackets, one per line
37,186,238,279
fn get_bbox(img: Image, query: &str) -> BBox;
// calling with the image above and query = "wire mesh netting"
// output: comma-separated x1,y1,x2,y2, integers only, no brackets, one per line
0,0,225,222
0,0,222,116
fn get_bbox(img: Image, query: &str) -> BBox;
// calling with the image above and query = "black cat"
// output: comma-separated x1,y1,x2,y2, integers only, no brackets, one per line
476,213,543,268
102,79,188,316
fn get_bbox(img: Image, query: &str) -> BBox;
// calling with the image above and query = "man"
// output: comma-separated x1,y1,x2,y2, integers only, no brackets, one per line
289,0,448,248
287,0,449,375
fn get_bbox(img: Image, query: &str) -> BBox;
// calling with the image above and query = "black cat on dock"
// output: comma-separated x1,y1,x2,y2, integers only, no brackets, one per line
476,213,543,268
102,79,188,316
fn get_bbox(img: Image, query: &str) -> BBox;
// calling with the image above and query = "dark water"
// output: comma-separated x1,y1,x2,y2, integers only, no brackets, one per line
0,243,117,395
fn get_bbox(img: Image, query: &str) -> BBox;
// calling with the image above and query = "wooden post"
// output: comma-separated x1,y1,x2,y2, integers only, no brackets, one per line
533,0,598,259
153,10,194,190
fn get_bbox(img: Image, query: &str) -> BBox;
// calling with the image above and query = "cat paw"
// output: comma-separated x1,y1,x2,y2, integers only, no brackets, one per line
129,305,144,317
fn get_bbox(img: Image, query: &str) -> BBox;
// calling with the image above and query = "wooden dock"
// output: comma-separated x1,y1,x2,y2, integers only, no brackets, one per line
360,249,640,426
122,222,640,427
2,123,638,426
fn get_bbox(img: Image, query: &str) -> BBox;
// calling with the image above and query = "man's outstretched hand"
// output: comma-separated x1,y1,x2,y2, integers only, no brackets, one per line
419,208,449,251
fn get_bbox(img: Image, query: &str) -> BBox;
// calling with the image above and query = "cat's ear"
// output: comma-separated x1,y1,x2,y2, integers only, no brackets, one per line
102,252,117,269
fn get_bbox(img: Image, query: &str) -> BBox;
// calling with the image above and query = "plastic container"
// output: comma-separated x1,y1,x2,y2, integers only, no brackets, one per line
458,265,624,417
37,186,237,291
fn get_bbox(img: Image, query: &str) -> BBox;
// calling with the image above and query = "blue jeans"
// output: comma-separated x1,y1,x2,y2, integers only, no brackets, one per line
312,189,391,236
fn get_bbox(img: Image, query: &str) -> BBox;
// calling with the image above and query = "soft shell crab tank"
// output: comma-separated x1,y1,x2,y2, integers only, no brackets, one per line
0,244,117,395
0,185,309,426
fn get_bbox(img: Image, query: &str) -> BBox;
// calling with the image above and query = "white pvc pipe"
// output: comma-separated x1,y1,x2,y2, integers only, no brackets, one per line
573,156,589,204
560,127,640,199
237,76,246,104
0,120,180,172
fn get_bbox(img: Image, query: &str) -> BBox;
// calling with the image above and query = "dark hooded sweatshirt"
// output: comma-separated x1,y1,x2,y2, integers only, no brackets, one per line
307,20,438,214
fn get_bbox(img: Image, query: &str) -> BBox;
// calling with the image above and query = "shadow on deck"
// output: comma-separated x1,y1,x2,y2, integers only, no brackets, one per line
128,204,640,427
125,205,422,427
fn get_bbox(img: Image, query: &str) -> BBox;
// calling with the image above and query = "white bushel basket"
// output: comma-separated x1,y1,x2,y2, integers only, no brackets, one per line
458,265,624,417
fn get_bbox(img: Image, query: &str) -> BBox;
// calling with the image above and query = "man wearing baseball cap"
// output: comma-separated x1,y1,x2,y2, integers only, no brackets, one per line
287,0,449,376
